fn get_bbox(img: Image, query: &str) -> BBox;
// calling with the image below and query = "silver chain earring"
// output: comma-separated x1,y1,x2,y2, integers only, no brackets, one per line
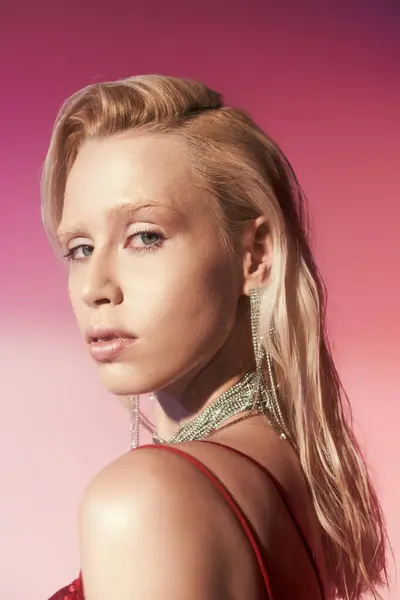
249,288,291,441
129,394,140,449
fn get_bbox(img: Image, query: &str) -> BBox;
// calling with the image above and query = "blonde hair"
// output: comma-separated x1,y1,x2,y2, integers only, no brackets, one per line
41,74,389,598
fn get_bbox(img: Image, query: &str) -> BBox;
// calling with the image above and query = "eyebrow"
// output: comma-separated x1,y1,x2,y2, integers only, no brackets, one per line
57,200,179,241
108,201,177,219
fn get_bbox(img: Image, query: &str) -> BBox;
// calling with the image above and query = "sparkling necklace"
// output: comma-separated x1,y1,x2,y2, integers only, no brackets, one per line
151,370,274,445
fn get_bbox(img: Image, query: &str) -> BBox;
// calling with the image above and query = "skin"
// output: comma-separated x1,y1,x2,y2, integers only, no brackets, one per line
58,132,330,599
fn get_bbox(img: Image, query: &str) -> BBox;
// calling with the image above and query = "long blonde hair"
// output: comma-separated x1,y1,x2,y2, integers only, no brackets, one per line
41,74,389,599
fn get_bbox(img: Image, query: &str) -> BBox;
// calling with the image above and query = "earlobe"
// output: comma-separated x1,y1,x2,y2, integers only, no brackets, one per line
242,265,270,296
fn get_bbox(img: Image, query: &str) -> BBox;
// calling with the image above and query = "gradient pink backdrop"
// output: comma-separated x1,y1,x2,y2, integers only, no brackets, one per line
1,1,399,598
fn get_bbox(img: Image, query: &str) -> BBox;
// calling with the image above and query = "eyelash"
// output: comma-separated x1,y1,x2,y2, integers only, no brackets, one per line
63,229,166,263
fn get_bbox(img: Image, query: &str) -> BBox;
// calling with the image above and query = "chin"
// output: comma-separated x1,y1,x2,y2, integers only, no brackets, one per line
96,361,164,396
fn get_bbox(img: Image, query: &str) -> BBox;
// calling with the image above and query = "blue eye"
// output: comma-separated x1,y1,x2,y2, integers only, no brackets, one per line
141,232,160,245
64,244,93,261
128,230,165,250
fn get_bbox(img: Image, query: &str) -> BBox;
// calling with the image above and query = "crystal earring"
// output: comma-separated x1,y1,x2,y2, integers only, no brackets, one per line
129,394,140,449
249,288,291,441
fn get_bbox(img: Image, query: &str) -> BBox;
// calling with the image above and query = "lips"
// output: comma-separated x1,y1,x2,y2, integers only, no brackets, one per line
85,325,136,344
85,325,137,362
89,334,129,343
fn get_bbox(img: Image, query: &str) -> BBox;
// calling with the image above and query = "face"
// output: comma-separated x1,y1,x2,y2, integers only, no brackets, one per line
59,132,242,397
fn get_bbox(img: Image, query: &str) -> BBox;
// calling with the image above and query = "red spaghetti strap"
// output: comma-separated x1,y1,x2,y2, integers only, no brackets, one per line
203,440,326,600
136,444,273,599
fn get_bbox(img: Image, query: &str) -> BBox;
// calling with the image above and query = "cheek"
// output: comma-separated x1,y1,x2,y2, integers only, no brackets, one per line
127,252,239,352
67,271,85,325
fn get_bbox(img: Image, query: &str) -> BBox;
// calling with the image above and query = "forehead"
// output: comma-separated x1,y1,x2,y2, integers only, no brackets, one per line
63,132,209,222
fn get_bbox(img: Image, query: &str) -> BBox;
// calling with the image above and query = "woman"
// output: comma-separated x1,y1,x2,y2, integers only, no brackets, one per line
42,75,388,599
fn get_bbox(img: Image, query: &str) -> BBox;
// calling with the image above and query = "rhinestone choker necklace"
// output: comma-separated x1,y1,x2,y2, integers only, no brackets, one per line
151,370,274,445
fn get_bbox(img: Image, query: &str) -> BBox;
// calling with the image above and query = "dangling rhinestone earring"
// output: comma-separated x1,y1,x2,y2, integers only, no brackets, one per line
249,288,291,442
129,394,140,450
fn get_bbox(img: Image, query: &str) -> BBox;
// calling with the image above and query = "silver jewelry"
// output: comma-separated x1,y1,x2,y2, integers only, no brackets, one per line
250,288,291,441
152,369,270,444
129,395,140,449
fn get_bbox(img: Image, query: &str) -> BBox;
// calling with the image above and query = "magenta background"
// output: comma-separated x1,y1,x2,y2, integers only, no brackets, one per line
1,2,399,598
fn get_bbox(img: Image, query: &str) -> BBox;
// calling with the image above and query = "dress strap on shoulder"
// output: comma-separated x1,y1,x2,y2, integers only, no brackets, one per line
137,443,273,598
202,440,326,600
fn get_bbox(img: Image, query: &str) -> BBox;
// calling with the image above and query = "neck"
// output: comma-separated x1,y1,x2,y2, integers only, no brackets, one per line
146,295,256,441
151,370,250,441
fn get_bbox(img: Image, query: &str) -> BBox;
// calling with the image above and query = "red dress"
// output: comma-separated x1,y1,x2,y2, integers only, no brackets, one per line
48,442,325,600
49,577,83,600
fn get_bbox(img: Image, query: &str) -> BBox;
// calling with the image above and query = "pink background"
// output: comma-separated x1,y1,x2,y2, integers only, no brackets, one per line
1,1,399,598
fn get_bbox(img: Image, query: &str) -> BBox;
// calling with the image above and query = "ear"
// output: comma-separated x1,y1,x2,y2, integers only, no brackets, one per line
241,216,272,296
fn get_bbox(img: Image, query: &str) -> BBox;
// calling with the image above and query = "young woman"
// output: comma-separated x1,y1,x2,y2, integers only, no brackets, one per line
42,75,388,600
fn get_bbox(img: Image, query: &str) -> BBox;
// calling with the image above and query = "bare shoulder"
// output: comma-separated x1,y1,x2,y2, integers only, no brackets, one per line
78,446,239,600
79,427,328,599
80,443,226,513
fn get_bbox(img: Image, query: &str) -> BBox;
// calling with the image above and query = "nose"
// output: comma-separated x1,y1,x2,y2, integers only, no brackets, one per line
81,256,123,307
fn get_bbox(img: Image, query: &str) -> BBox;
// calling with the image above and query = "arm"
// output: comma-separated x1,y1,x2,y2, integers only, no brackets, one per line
78,448,229,600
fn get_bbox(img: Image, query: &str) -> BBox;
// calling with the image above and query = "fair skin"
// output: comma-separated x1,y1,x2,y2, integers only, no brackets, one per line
59,132,329,599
